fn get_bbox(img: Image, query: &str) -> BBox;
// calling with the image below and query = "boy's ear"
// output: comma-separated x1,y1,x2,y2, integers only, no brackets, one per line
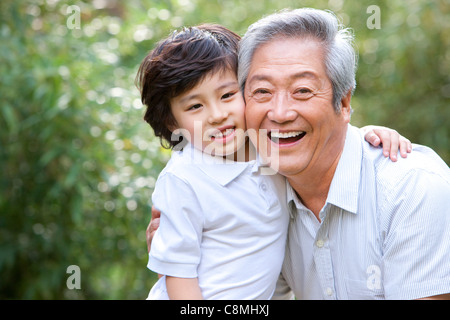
168,124,177,133
167,119,179,134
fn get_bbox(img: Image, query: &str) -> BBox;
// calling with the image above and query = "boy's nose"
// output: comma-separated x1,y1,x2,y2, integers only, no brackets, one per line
208,104,229,124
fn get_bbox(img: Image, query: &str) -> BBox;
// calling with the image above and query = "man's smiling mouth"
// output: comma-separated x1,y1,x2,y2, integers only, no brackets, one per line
268,131,306,144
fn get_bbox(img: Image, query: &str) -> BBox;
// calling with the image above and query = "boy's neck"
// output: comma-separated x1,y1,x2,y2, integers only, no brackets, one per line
225,138,255,162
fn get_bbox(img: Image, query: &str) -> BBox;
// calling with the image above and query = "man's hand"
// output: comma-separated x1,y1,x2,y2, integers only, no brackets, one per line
146,206,161,253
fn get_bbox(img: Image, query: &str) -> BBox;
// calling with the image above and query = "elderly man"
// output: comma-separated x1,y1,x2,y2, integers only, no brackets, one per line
239,8,450,299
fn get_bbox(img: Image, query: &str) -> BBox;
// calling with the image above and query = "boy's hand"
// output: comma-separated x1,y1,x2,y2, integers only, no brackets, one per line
362,125,412,161
146,206,161,253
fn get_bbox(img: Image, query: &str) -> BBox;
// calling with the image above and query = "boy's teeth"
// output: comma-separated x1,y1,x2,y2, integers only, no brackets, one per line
213,128,234,138
270,131,304,138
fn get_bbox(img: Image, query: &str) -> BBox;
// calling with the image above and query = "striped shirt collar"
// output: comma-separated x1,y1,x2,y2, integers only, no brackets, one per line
287,124,362,216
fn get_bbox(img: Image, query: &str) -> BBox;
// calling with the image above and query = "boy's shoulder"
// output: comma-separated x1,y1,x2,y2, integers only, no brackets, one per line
157,145,261,189
158,148,201,182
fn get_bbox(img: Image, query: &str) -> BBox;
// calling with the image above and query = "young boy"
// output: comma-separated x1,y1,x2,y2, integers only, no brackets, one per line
136,24,410,300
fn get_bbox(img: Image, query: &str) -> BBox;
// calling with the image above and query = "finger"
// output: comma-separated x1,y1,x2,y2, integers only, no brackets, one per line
146,221,152,253
378,131,391,159
399,137,411,158
388,131,399,161
365,132,381,147
146,217,160,253
151,206,161,219
150,218,160,235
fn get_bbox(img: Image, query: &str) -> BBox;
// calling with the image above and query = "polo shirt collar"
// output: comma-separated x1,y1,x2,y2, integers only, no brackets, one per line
326,124,362,214
181,143,257,187
286,124,362,216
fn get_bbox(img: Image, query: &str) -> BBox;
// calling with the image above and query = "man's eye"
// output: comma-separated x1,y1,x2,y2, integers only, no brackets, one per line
254,89,270,95
294,88,314,99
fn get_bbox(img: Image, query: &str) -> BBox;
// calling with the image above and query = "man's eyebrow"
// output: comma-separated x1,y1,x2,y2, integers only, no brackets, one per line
247,74,272,84
247,71,318,84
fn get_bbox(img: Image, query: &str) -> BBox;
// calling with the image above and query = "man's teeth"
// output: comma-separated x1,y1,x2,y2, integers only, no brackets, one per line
213,128,234,138
270,131,305,138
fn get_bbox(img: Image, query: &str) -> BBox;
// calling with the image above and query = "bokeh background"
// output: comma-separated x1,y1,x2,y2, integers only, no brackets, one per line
1,0,448,299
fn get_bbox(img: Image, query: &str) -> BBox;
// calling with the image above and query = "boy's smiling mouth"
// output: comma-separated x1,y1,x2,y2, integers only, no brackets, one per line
210,126,236,142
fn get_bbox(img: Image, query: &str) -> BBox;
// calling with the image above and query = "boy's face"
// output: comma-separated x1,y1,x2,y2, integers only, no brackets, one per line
169,69,247,158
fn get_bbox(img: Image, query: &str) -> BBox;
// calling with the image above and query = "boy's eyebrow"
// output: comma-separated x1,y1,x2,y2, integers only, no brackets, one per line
179,81,239,103
179,93,200,104
216,81,239,91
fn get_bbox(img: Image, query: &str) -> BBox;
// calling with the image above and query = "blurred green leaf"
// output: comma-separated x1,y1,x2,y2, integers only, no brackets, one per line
0,0,448,300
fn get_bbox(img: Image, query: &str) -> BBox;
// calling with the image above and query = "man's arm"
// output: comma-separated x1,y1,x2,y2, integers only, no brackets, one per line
381,161,450,300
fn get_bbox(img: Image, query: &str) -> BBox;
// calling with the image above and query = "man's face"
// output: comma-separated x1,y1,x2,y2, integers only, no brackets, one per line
244,37,351,179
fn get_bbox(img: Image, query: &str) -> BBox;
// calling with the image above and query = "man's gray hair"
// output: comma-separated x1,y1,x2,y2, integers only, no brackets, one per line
238,8,357,113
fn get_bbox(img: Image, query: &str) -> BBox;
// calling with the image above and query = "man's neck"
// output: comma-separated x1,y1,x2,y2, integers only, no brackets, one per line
287,147,343,222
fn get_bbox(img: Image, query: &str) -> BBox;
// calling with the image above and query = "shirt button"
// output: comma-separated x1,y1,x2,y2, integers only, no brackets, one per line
260,183,267,191
316,239,324,248
326,287,333,296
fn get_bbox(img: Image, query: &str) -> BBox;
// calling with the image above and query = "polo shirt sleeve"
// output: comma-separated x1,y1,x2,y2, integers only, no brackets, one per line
148,173,204,278
380,168,450,300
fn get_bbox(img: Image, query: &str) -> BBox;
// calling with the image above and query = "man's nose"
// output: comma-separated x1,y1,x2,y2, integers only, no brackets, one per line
267,92,297,123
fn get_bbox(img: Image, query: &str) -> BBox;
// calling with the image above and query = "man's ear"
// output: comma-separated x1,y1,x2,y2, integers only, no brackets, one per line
340,90,353,123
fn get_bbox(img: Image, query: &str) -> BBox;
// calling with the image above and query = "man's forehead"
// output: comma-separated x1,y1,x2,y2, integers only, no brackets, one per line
246,38,326,84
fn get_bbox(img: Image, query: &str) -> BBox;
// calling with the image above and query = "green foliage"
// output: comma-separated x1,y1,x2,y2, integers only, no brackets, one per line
0,0,448,299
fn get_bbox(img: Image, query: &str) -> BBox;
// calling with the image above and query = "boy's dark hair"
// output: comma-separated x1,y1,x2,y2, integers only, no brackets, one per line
136,24,241,149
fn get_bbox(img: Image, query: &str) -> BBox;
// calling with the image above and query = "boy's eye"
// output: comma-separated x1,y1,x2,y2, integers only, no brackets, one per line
221,92,236,100
188,104,202,111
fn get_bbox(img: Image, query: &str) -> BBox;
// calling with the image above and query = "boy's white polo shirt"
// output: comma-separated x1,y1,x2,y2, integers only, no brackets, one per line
148,143,289,299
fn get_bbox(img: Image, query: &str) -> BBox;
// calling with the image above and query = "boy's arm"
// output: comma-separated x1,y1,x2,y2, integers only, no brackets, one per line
166,276,203,300
360,125,412,161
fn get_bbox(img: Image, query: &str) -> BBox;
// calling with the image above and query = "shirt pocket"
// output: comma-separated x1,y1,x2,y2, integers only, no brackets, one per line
345,278,384,300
